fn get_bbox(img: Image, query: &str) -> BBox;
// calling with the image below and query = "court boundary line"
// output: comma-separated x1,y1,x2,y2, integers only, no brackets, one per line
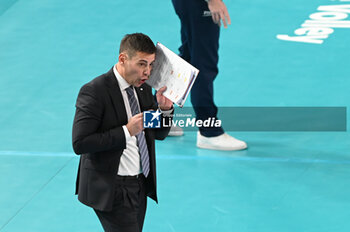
0,150,349,165
0,0,20,17
0,157,74,231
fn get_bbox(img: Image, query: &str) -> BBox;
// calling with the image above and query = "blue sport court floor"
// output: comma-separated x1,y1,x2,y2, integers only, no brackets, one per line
1,0,350,231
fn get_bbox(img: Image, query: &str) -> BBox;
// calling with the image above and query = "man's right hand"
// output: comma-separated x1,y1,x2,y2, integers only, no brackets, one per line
126,113,144,136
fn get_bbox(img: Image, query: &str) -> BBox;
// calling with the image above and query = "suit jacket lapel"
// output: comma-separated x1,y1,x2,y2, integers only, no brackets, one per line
104,68,128,125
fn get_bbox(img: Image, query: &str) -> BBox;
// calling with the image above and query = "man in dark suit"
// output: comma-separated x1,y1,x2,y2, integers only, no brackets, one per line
72,33,173,232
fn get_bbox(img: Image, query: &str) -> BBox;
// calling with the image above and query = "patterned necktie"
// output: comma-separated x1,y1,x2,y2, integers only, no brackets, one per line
125,86,150,177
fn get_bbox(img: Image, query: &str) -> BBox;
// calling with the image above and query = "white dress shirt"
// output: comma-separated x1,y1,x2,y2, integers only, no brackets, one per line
113,65,143,176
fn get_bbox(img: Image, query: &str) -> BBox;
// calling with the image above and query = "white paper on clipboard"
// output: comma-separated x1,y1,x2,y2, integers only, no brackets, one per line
146,42,199,107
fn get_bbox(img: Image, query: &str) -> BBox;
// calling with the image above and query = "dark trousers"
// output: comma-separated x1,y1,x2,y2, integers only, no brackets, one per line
172,0,225,137
94,175,147,232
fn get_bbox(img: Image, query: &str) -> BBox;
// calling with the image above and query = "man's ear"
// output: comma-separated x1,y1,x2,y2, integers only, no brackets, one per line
118,53,128,65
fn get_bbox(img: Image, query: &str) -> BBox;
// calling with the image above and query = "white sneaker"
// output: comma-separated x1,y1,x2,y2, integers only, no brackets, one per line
197,132,247,151
168,125,184,136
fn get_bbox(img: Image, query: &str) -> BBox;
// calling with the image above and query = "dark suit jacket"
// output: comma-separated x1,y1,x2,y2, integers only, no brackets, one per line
72,68,172,211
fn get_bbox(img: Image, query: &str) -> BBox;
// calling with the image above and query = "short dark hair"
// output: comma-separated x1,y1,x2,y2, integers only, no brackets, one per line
119,33,156,58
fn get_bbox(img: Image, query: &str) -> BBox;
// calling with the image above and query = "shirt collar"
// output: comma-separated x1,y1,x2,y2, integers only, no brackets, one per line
113,64,131,91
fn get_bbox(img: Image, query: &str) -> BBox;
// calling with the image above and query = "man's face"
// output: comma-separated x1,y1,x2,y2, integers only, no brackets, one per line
123,51,155,87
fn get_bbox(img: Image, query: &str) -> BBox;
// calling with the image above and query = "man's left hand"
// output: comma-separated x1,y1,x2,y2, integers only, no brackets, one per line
207,0,231,28
156,86,173,111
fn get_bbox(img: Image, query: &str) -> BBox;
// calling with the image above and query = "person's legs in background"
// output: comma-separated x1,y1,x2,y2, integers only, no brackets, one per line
172,0,247,150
